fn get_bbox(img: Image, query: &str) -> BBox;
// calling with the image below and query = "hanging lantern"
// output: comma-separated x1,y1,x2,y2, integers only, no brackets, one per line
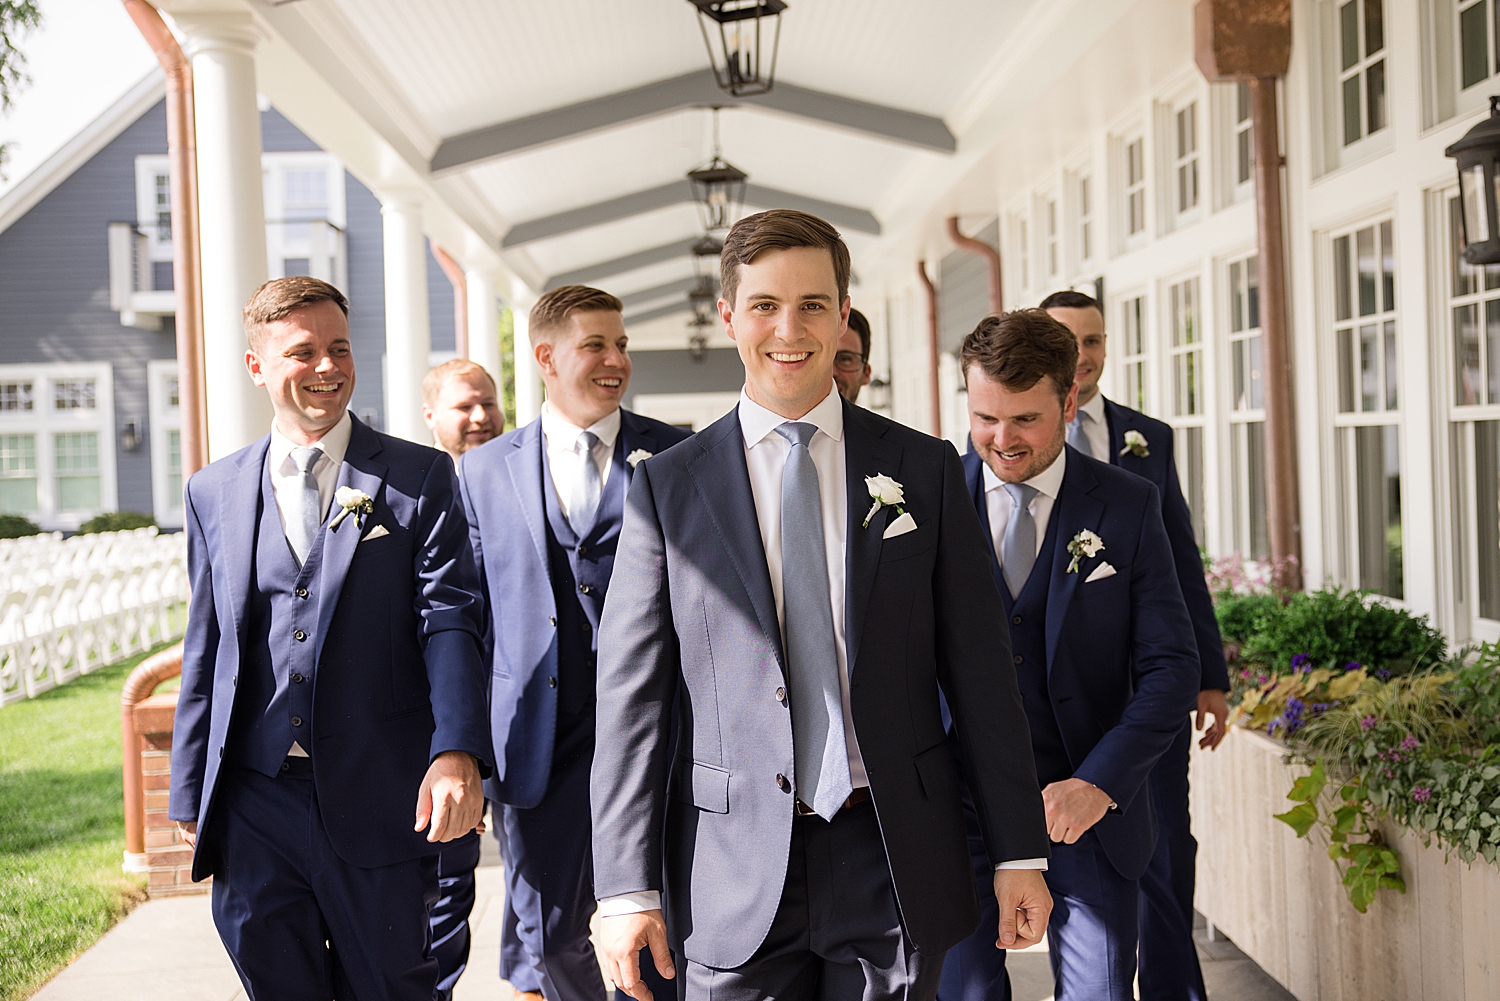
1446,96,1500,265
688,275,718,314
688,0,786,97
688,312,712,362
687,109,748,233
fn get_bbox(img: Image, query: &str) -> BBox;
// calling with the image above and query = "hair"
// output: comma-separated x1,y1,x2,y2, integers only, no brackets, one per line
846,307,871,359
1038,289,1102,314
528,285,623,345
719,209,851,309
422,359,497,408
243,276,349,352
959,309,1079,402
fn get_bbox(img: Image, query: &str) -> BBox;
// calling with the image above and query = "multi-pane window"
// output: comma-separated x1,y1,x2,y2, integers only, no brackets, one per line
0,365,112,526
1332,219,1402,598
1235,82,1255,187
1167,277,1206,541
166,430,183,512
1229,257,1263,411
1228,255,1268,559
147,360,184,527
1121,295,1148,413
1451,195,1500,406
54,432,100,513
1175,102,1200,214
1126,137,1147,237
0,434,37,514
54,380,97,411
1078,175,1094,262
153,171,171,242
1339,0,1387,146
166,375,180,408
0,382,33,412
1460,0,1500,91
1018,217,1031,291
1045,199,1059,278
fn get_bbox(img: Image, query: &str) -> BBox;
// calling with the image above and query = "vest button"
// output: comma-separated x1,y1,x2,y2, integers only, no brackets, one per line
775,686,786,704
291,673,304,684
291,716,303,727
776,773,790,792
1013,616,1022,625
548,676,557,688
578,544,587,556
579,583,592,594
294,629,307,642
1014,654,1023,664
549,616,557,627
295,587,309,599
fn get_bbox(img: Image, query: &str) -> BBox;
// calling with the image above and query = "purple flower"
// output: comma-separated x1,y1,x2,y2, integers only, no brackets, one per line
1413,787,1432,803
1400,734,1419,752
1345,661,1361,673
1290,653,1312,673
1376,668,1392,680
1360,715,1378,730
1257,674,1270,685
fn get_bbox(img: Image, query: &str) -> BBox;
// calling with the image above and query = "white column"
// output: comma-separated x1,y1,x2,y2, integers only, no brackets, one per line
465,268,502,385
511,289,542,427
380,197,431,443
178,12,274,460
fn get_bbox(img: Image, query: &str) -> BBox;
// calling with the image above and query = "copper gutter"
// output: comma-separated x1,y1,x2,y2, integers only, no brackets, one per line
430,240,469,360
946,216,1003,315
918,260,941,437
122,0,206,477
121,643,184,864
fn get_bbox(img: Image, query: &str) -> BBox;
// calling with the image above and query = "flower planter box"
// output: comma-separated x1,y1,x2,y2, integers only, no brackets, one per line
1190,726,1500,1000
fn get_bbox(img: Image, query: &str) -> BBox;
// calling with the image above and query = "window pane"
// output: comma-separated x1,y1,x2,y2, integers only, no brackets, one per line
1490,299,1500,404
1458,303,1483,405
1249,334,1264,409
1247,255,1260,329
1353,424,1402,599
1128,361,1146,412
1230,261,1244,332
1477,421,1500,619
1236,421,1270,561
57,476,100,512
1129,191,1144,235
1340,0,1359,70
1237,128,1253,185
166,375,180,408
1237,81,1251,123
1338,327,1356,412
1335,235,1353,321
55,432,99,472
1357,226,1377,316
0,382,33,412
1179,425,1206,544
1454,195,1481,297
1127,139,1142,185
1384,320,1398,410
1367,59,1387,134
167,430,183,512
1380,220,1394,311
1234,339,1247,408
1462,0,1489,89
1343,74,1362,145
1360,323,1379,411
54,380,97,410
1364,0,1384,56
0,477,36,514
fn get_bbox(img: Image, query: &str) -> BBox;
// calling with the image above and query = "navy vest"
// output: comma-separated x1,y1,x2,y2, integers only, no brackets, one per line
226,458,330,777
541,434,628,715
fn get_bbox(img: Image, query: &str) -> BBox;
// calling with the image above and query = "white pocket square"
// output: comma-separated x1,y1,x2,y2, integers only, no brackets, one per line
1084,561,1117,582
360,524,390,542
882,512,918,539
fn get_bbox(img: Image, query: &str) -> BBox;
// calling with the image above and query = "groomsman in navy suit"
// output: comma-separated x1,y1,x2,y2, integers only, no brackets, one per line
940,310,1199,1001
457,285,691,1001
169,277,491,1001
1042,289,1230,1001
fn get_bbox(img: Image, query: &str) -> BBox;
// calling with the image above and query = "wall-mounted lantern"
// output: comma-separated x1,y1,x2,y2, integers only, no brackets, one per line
689,0,786,97
119,420,142,452
1447,97,1500,265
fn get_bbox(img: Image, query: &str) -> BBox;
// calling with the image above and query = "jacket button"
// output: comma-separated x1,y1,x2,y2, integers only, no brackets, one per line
582,622,591,634
775,686,786,703
549,616,556,626
232,675,237,686
1012,616,1022,625
578,544,587,556
295,587,309,599
579,583,592,594
776,773,790,792
291,673,304,684
548,676,557,688
1014,654,1022,664
291,716,303,727
294,629,307,642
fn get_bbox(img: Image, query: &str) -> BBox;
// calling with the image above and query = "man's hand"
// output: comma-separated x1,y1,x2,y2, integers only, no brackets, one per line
992,868,1051,950
176,821,197,848
1042,778,1113,844
599,910,675,1001
414,751,483,843
1197,689,1230,750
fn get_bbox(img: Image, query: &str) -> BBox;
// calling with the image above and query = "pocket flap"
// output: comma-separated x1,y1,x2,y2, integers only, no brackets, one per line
912,741,958,802
672,760,730,814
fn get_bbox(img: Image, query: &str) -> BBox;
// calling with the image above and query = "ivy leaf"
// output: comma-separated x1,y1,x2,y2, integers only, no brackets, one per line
1275,803,1320,838
1286,760,1328,804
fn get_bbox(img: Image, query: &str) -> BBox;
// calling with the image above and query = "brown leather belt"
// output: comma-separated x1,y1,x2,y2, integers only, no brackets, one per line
794,786,870,817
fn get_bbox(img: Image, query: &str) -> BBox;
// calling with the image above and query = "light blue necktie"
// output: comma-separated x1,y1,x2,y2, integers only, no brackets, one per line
568,430,602,537
1067,410,1094,458
1002,482,1038,599
286,446,321,566
775,422,852,821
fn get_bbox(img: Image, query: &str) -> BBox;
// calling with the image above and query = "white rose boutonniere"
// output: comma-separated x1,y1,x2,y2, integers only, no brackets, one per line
1119,430,1150,458
862,473,906,528
1066,529,1105,574
626,449,653,468
329,486,374,529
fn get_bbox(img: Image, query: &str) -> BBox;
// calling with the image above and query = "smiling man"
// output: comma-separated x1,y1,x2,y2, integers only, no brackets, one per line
423,359,505,462
591,210,1051,1001
455,285,689,1001
169,276,491,1001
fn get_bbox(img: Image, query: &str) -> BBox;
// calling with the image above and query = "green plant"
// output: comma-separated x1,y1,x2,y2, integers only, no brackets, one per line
1239,587,1446,678
76,511,155,535
1215,592,1283,644
0,514,39,539
1274,759,1405,913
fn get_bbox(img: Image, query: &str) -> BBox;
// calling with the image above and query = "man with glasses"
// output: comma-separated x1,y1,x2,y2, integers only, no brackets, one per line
833,307,873,403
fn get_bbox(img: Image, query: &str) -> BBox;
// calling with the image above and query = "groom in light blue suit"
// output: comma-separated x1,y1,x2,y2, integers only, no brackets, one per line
457,285,690,1001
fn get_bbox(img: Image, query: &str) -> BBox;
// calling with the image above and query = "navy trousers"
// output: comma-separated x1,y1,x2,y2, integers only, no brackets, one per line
683,800,941,1001
1137,721,1206,1001
210,761,440,1001
431,832,481,1001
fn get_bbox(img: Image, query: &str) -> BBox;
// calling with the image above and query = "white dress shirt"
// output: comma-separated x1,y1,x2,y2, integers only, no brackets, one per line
541,402,620,520
266,409,352,757
1074,392,1110,461
982,447,1067,569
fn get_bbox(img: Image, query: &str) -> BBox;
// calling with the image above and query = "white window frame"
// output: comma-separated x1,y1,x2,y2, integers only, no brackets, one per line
0,362,117,530
1222,251,1269,560
1211,81,1256,209
1170,98,1202,226
1163,271,1210,544
1011,212,1032,297
133,155,173,264
1314,0,1391,172
263,152,347,287
147,360,184,529
1118,131,1149,250
1114,291,1151,414
1076,170,1095,271
1044,195,1061,281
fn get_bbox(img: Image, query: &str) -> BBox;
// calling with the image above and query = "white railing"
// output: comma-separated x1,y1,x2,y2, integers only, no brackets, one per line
0,527,188,707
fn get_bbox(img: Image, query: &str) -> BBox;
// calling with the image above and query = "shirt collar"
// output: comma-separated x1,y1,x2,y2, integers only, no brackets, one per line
541,402,622,452
981,444,1067,501
1077,391,1106,425
738,384,844,448
268,409,353,473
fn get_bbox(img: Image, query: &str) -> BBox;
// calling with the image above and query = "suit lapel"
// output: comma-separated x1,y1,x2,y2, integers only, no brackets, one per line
219,437,270,641
1044,450,1105,670
503,418,550,574
313,418,388,666
1102,398,1123,464
686,410,785,674
843,402,901,676
619,408,660,488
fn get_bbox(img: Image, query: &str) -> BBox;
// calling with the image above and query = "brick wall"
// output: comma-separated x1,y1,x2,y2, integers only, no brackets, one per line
131,691,204,896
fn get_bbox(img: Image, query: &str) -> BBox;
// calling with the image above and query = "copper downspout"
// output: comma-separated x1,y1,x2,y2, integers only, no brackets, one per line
120,643,185,863
918,261,941,437
1250,76,1301,588
123,0,206,477
430,240,469,360
945,216,1003,315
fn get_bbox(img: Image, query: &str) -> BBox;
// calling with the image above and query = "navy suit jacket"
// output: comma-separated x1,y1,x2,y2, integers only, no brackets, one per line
457,408,691,808
963,446,1199,880
592,400,1049,968
1102,399,1228,692
169,416,492,880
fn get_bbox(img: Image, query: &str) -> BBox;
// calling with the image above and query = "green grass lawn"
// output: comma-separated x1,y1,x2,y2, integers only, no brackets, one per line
0,646,177,1001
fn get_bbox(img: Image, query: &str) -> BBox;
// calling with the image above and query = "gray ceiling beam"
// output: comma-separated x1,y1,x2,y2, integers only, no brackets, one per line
504,180,879,248
624,300,700,326
618,275,718,311
430,69,954,174
543,237,706,290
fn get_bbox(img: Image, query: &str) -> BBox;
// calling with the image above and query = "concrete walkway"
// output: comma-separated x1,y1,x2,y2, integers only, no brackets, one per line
29,832,1296,1001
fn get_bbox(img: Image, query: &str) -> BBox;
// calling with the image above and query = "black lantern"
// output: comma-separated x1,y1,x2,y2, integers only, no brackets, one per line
1447,96,1500,265
689,0,786,97
687,109,749,233
688,275,718,314
688,312,712,362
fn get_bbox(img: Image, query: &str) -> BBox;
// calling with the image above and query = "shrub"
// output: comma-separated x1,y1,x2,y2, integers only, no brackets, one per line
76,511,155,535
1215,592,1283,644
1239,587,1446,678
0,514,41,539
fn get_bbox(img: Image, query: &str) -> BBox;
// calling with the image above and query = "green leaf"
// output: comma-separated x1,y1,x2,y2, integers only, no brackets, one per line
1274,803,1320,838
1286,760,1328,804
1332,805,1361,835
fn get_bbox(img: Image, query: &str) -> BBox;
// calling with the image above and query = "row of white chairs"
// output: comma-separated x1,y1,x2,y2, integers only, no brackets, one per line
0,529,189,706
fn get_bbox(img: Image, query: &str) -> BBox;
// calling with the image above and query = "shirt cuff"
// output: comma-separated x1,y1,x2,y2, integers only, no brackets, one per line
597,891,663,916
993,858,1049,871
